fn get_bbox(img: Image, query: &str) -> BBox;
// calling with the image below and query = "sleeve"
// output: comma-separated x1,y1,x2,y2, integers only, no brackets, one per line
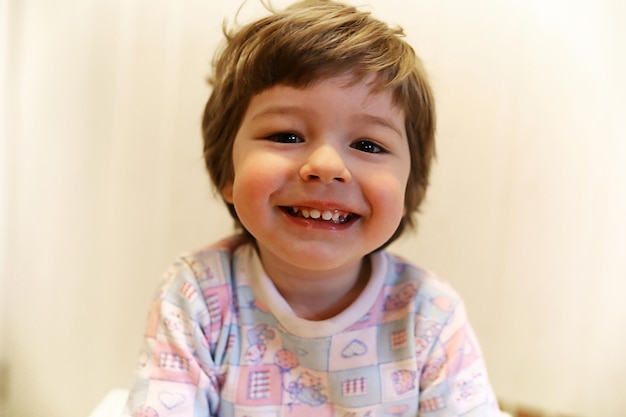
417,298,500,416
123,259,225,417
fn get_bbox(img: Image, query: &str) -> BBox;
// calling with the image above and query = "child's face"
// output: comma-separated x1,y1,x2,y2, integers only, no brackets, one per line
222,75,410,279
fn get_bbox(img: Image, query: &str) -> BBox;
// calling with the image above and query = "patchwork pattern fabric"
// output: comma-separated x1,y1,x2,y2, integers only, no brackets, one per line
124,236,500,416
248,371,271,399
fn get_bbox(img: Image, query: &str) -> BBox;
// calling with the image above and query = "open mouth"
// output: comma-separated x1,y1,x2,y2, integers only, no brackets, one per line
282,207,355,225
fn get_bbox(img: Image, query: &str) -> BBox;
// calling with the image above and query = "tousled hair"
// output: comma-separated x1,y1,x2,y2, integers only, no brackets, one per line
202,0,436,248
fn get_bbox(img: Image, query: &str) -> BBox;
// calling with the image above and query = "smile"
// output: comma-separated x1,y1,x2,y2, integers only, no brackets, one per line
283,207,354,224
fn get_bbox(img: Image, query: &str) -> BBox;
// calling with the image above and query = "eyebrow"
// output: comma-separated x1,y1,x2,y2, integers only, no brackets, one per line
356,113,405,139
250,106,303,121
251,106,404,138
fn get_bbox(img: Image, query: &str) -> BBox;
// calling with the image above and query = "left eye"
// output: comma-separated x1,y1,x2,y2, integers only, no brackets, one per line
351,140,385,154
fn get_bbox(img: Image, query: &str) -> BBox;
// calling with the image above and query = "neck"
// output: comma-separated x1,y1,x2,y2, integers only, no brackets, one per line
259,252,371,321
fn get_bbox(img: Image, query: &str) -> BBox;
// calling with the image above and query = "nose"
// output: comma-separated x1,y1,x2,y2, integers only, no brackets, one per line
299,145,352,183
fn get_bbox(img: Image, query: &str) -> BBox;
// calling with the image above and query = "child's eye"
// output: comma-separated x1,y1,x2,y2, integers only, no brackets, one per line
351,139,385,154
266,132,303,143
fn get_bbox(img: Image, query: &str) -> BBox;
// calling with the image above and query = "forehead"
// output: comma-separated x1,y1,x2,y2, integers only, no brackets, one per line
241,78,404,140
248,73,403,117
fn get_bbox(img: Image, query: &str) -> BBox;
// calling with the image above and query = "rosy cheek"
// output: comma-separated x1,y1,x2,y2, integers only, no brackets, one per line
237,167,273,190
370,176,406,211
231,161,284,214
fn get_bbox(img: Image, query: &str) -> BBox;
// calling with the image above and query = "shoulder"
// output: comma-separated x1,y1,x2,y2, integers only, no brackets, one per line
383,251,463,309
378,251,473,341
144,236,252,337
177,234,248,282
155,235,250,305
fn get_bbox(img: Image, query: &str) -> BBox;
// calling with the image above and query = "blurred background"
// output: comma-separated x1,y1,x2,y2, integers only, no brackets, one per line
1,0,625,416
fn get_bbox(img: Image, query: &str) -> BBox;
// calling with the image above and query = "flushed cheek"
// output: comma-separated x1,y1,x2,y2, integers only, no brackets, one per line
230,158,289,216
234,148,292,184
232,173,273,209
364,176,407,225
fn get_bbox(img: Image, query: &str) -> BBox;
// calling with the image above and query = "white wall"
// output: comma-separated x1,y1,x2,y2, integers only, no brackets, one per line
387,1,626,415
1,0,625,416
0,0,10,368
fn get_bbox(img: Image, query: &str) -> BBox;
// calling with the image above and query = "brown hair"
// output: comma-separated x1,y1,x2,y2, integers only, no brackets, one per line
202,0,436,247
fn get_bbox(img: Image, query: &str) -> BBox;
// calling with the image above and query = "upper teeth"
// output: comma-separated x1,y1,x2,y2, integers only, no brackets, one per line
293,207,345,223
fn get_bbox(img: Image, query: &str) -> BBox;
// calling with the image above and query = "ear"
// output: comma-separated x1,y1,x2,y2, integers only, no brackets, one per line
221,182,234,203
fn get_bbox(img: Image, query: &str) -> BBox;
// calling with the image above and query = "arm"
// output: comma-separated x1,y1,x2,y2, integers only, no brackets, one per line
417,299,500,416
124,260,225,417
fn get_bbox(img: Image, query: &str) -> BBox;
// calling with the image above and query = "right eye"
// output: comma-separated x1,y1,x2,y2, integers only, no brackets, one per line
265,132,303,144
